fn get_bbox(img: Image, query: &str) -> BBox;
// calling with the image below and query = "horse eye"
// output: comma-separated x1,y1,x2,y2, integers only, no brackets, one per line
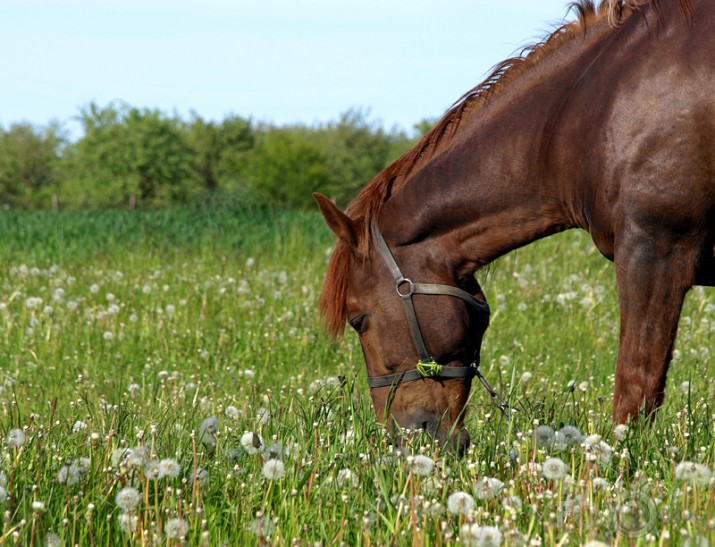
349,314,368,334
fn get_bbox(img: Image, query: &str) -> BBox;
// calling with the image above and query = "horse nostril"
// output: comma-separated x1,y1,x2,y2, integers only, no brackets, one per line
421,421,429,431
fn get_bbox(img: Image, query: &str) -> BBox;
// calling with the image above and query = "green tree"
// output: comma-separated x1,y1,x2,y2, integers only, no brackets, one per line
63,102,197,208
185,114,254,192
313,109,418,206
244,125,332,209
0,121,66,209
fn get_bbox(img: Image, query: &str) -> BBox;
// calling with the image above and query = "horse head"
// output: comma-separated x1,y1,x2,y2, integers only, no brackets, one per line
315,194,491,454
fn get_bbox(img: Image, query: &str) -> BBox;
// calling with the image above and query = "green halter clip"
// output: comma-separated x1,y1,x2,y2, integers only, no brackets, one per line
416,360,443,378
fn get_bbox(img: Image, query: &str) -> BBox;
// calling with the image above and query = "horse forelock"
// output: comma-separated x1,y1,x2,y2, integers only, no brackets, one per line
318,0,692,337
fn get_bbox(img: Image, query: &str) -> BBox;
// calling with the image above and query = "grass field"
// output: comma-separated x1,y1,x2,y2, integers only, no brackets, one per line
0,202,712,546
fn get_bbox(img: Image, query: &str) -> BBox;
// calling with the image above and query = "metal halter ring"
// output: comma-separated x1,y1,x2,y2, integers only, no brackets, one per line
396,277,414,298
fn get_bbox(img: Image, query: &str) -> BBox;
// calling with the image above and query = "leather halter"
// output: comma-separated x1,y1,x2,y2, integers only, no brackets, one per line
366,223,509,417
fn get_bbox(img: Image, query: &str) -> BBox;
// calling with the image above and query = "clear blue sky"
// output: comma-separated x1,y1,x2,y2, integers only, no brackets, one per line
1,0,571,136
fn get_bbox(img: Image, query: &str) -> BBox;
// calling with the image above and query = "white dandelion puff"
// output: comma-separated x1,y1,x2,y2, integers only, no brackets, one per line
144,460,160,480
474,477,504,500
192,467,209,487
117,513,139,534
262,459,285,480
674,461,712,486
337,468,359,488
0,487,7,504
460,524,503,547
542,457,568,480
115,487,141,512
240,432,264,455
199,416,218,447
127,446,150,468
447,491,475,515
536,425,555,447
591,477,610,491
502,495,523,511
613,424,629,442
165,518,189,540
408,455,435,476
25,296,43,309
110,448,131,467
158,458,181,479
43,531,62,547
225,405,240,419
256,407,270,425
6,428,26,447
553,425,583,450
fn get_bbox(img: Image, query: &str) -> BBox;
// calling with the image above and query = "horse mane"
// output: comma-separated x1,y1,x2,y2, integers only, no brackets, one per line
320,0,692,337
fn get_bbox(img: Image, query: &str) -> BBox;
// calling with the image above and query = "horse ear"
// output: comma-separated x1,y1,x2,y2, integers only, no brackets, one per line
313,193,358,248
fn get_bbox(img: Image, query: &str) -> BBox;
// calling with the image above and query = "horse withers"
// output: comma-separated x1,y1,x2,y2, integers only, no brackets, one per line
315,0,714,452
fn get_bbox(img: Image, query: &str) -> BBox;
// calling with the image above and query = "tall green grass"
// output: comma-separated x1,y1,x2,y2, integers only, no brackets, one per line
0,205,711,545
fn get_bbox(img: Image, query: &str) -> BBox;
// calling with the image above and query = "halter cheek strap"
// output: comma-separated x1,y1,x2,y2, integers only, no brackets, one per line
367,223,509,418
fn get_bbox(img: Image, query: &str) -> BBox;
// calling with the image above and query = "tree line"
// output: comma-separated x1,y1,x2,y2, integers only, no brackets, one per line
0,102,432,210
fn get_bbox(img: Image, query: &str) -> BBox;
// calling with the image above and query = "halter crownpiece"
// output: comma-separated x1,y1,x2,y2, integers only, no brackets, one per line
367,222,510,418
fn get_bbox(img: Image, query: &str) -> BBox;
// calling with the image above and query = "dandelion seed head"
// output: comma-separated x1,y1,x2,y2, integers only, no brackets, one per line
553,425,583,450
115,487,141,512
248,516,274,538
158,458,181,479
127,446,150,468
502,495,523,511
262,459,285,480
165,517,189,539
256,407,270,425
613,424,629,442
192,467,209,487
225,405,240,419
25,296,43,309
408,455,435,476
674,461,712,486
336,468,358,488
447,491,475,515
6,428,26,447
117,513,139,534
199,416,218,447
474,477,504,500
43,531,62,547
240,432,264,455
144,460,160,480
460,524,503,547
264,443,282,460
542,457,568,480
536,425,555,447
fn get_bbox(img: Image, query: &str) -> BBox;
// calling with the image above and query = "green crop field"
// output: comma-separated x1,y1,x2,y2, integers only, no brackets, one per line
0,202,712,546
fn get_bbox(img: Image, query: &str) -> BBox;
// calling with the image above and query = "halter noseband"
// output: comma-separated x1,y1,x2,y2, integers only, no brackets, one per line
367,223,509,417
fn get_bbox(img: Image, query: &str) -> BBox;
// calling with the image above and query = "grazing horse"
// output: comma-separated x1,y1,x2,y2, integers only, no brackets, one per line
315,0,713,452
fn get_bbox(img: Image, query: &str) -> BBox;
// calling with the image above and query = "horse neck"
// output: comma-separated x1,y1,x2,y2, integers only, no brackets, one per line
378,16,620,272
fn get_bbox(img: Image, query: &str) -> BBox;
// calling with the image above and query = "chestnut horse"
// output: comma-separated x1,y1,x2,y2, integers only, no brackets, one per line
315,0,713,452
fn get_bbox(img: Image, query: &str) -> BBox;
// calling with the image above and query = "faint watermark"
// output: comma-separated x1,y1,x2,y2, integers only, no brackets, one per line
610,490,658,538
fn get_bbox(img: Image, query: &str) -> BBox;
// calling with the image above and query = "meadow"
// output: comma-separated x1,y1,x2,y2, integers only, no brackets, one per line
0,201,712,546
